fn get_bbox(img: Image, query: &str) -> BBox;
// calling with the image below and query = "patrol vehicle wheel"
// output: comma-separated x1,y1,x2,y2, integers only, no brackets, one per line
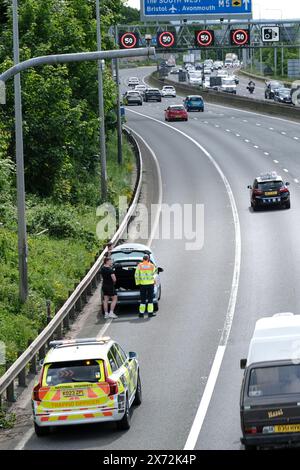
133,373,142,406
117,396,131,430
34,422,50,437
285,201,291,209
154,302,159,312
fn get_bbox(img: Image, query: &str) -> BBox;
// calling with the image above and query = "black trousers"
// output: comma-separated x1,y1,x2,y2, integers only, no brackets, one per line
140,284,154,304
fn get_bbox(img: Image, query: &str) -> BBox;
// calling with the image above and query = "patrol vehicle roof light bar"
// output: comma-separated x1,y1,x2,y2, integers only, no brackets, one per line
49,337,111,348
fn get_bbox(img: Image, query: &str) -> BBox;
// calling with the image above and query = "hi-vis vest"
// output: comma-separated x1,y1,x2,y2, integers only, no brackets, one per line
135,261,155,286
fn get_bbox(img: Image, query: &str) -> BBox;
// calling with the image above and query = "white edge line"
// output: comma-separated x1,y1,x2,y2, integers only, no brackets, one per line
127,107,241,451
125,127,163,248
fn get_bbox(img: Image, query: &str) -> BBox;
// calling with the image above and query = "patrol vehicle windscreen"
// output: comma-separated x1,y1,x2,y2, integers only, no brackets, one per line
44,359,104,386
249,364,300,398
256,181,283,191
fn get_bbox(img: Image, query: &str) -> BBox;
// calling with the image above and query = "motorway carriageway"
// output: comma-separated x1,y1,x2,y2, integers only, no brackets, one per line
12,67,300,451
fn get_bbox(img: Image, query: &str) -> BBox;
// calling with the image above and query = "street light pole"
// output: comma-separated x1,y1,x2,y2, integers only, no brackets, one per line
96,0,107,201
115,25,123,165
13,0,28,302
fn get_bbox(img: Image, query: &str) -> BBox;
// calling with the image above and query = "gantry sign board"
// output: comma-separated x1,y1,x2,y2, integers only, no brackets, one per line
140,0,252,22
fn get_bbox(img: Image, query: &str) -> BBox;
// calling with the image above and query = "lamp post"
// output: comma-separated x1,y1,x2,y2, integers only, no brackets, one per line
96,0,107,201
12,0,28,303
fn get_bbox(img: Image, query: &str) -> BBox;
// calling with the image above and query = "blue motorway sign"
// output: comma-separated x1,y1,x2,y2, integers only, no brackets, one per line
140,0,252,21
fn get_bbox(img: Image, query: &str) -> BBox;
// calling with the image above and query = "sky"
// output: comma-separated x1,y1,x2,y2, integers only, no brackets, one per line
126,0,300,20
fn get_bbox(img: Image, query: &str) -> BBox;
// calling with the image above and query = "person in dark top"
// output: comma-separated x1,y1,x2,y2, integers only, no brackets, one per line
100,257,118,319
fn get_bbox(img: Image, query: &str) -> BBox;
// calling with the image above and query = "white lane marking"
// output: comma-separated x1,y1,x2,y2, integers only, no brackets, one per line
294,179,299,183
283,169,289,173
264,152,270,156
128,128,163,247
281,131,287,135
226,129,231,132
236,134,240,137
125,108,241,451
208,102,300,128
254,145,259,149
96,319,112,339
256,123,261,126
273,160,279,163
245,139,250,143
215,124,220,128
269,127,274,130
294,137,299,140
15,428,36,451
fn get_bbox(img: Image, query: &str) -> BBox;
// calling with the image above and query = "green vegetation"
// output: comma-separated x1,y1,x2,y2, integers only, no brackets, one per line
0,0,137,376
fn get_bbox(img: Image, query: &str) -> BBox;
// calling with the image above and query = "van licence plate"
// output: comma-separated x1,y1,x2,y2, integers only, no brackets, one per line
274,424,300,433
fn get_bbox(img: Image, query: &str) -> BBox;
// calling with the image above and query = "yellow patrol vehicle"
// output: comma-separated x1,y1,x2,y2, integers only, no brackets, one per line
32,337,141,436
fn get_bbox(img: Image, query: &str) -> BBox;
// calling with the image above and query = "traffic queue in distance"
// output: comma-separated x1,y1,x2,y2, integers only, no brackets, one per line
124,76,205,123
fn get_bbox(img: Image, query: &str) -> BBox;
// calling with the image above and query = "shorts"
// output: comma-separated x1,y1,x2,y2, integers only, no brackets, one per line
102,285,116,297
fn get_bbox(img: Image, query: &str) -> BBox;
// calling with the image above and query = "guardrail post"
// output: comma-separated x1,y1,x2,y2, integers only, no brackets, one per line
54,317,63,340
63,313,70,331
39,343,46,362
17,352,26,387
46,300,51,324
6,362,16,402
28,341,37,375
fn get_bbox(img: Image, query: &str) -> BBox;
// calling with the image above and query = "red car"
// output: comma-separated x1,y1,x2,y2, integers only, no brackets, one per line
165,105,188,122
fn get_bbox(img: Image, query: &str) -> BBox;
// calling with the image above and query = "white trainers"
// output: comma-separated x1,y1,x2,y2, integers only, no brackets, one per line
109,312,118,319
104,312,110,319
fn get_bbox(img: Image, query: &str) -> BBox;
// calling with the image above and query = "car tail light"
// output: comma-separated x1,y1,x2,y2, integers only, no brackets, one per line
254,189,263,196
106,378,118,396
280,187,289,193
245,426,258,434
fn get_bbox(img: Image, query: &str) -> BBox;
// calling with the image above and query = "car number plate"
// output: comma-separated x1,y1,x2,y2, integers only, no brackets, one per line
62,390,85,398
274,424,300,433
265,191,277,196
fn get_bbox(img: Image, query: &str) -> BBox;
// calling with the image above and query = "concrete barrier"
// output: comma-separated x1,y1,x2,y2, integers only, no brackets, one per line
148,72,300,122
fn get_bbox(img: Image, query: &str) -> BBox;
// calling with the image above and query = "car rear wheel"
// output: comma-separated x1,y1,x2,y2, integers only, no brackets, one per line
34,422,51,437
117,395,131,431
133,372,142,406
285,201,291,209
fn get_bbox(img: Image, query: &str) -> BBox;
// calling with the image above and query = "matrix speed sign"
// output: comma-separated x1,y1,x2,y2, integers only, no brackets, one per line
157,31,176,49
195,30,214,47
119,32,139,49
230,29,250,46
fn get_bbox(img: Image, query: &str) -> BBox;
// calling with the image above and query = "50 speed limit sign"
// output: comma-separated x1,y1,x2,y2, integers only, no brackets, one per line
195,30,215,48
119,32,139,49
157,31,176,49
230,29,250,46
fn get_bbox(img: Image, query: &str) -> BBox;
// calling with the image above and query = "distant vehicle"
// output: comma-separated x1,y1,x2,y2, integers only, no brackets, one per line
195,62,203,70
165,104,188,122
123,91,143,106
220,77,237,94
274,88,292,104
134,84,147,97
161,85,176,97
213,61,223,70
110,243,163,310
144,88,162,102
217,69,228,79
240,313,300,449
183,95,204,112
248,172,291,211
265,80,284,99
188,72,203,86
128,77,139,87
32,337,141,436
225,53,238,68
170,68,182,75
203,67,212,76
